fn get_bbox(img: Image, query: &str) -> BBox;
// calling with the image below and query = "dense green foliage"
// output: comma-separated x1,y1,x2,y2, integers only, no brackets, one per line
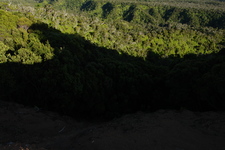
42,0,225,58
0,0,225,119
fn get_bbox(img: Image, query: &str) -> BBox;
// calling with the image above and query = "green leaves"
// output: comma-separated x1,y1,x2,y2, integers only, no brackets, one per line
0,1,225,118
17,17,33,31
9,48,42,64
0,41,9,63
0,8,56,64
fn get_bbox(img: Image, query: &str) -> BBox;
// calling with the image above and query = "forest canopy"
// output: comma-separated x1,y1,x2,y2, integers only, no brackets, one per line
0,0,225,119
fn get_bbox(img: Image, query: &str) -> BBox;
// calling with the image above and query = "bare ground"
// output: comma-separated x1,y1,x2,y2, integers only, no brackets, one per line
1,100,225,150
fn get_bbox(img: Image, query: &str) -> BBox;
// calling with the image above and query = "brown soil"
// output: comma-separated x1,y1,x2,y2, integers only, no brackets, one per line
1,100,225,150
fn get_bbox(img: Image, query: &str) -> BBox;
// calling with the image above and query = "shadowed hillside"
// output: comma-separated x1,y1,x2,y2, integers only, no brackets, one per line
0,1,225,120
1,21,225,120
1,1,225,150
0,22,164,119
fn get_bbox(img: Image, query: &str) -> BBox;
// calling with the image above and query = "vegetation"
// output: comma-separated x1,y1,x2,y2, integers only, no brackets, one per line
0,0,225,119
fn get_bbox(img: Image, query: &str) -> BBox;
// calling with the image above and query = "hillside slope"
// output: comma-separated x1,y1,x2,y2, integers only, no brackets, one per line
1,100,225,150
0,1,225,119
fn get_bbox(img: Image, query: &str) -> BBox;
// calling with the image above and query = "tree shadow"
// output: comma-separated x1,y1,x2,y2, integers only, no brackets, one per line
0,22,225,120
102,2,114,18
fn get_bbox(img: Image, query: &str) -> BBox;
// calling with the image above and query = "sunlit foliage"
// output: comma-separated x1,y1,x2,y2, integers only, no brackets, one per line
0,0,225,118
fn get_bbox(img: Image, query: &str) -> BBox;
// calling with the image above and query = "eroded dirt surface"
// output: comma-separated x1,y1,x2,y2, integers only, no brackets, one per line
1,100,225,150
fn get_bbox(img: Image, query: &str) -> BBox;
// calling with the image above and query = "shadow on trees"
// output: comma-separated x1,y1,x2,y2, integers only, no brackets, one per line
0,22,225,120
